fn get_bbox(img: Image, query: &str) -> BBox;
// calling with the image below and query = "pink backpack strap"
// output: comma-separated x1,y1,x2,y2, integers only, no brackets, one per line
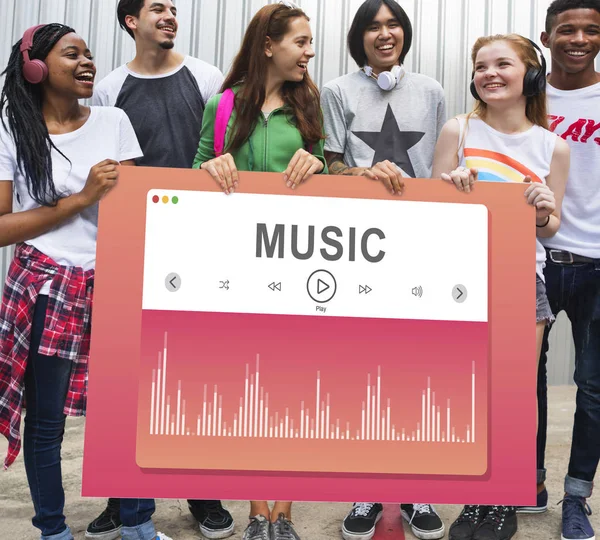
213,88,235,157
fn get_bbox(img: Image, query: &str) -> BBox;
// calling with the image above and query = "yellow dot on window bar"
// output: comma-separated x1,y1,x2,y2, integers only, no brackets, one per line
162,195,169,203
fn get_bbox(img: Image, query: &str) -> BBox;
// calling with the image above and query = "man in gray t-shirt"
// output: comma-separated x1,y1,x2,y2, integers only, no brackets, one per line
92,1,223,170
87,2,233,540
323,2,447,540
321,0,445,196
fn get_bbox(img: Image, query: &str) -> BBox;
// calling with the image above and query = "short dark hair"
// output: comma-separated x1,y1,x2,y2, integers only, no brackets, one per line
545,0,600,33
347,0,413,68
117,0,146,39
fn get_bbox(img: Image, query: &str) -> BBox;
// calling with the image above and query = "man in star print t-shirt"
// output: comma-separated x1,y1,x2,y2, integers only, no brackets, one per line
323,3,448,540
321,0,446,193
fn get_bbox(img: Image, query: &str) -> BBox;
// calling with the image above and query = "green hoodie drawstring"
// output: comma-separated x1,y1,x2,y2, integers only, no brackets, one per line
248,137,255,171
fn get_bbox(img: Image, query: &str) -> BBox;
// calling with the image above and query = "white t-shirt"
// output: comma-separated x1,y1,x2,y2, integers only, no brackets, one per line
0,106,142,289
542,82,600,258
456,116,558,280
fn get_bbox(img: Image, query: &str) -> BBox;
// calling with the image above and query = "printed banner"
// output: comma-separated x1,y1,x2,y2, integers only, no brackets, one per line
82,168,537,505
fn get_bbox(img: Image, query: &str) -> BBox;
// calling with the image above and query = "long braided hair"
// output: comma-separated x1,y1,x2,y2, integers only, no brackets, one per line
0,23,75,206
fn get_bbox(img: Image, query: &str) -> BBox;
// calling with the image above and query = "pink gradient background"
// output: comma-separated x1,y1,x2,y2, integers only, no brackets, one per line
136,311,487,476
82,169,537,505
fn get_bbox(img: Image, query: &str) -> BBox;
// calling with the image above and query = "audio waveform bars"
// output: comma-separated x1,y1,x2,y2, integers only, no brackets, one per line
148,332,476,443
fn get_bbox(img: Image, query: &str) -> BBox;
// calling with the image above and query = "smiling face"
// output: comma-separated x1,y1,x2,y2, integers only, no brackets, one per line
541,8,600,77
42,33,96,99
266,16,315,84
362,4,404,75
128,0,178,49
472,40,527,106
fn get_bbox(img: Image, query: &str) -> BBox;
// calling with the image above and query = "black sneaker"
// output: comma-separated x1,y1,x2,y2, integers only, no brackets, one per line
341,502,384,539
188,499,235,539
85,498,121,540
449,505,489,540
473,506,517,540
400,503,445,540
515,488,548,514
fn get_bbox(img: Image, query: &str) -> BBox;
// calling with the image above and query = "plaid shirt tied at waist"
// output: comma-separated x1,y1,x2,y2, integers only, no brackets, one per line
0,243,94,469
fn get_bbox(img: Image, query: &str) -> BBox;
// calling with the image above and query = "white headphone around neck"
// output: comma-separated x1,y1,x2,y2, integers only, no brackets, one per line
362,64,405,91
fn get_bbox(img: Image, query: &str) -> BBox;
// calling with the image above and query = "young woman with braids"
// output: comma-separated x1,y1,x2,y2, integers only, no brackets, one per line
0,24,170,540
192,3,326,540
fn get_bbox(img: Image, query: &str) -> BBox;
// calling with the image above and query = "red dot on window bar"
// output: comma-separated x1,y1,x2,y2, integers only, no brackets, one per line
152,195,159,203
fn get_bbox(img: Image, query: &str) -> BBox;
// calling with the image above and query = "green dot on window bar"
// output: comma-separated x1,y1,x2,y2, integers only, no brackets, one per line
172,196,179,204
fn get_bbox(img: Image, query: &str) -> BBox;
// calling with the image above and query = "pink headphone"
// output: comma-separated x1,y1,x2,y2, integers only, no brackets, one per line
20,24,48,84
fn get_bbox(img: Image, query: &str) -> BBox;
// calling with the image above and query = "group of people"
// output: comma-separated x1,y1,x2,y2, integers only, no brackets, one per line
0,0,597,540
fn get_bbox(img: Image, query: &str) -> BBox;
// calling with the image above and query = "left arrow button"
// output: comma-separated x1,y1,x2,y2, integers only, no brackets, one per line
165,272,181,292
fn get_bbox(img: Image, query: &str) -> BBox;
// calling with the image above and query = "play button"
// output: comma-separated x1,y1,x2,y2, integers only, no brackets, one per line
317,279,330,295
307,270,337,303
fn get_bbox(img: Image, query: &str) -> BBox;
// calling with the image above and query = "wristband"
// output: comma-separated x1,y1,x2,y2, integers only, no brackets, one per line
536,215,550,228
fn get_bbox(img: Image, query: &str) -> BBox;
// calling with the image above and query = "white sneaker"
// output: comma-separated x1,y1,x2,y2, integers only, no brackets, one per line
156,533,173,540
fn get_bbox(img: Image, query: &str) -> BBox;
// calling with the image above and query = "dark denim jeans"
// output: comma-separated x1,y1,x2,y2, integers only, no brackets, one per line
537,257,600,497
23,295,74,540
23,297,157,540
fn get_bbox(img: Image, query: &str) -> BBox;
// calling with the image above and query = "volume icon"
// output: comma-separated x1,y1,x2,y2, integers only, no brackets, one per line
412,286,423,298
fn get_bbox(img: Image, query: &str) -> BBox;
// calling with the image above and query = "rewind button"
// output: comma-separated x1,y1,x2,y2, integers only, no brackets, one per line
268,282,282,292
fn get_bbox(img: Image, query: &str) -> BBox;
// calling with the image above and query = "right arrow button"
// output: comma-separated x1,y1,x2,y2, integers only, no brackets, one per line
452,284,467,303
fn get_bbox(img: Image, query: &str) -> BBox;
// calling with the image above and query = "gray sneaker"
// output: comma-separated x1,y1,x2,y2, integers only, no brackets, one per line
271,513,301,540
242,515,270,540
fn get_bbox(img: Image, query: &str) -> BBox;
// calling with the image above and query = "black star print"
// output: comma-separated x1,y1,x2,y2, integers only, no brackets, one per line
352,104,425,177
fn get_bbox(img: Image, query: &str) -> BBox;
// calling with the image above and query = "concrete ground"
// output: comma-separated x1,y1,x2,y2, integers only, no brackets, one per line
1,386,597,540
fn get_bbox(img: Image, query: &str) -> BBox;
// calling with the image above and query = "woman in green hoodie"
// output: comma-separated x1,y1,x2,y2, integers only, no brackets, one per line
192,2,327,197
193,3,326,539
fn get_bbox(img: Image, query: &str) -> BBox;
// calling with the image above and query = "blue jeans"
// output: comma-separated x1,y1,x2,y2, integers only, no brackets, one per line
23,296,156,540
537,257,600,497
23,295,74,540
120,498,156,539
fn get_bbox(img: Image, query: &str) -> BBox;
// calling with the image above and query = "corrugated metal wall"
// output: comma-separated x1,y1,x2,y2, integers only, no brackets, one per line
0,0,577,384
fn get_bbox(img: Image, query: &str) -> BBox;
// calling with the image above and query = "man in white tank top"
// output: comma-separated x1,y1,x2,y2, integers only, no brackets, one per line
533,2,600,540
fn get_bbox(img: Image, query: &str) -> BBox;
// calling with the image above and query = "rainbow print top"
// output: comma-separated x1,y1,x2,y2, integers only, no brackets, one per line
464,148,543,183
